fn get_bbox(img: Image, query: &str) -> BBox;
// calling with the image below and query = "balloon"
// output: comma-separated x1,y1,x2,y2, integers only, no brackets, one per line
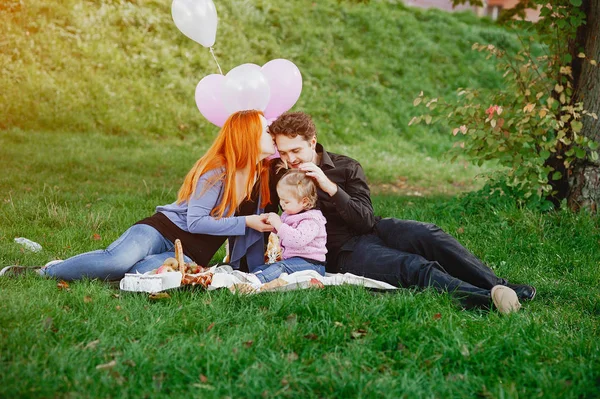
222,64,271,114
172,0,218,48
261,59,303,119
195,74,229,127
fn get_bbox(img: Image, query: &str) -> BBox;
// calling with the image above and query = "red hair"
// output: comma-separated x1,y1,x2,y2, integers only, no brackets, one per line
176,110,270,218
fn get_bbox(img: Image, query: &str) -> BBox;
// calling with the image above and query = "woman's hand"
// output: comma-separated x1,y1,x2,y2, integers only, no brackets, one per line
266,212,282,229
245,214,274,232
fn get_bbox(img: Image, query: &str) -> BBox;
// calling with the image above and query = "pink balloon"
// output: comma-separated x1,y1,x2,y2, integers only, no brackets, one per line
261,59,303,120
195,74,229,127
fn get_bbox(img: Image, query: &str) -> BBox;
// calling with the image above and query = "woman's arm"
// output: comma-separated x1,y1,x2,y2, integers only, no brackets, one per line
186,174,246,236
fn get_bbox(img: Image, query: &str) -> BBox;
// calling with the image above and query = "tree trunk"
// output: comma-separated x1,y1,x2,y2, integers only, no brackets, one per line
567,0,600,212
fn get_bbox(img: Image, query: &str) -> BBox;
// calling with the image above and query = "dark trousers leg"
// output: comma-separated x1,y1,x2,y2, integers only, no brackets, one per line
374,218,506,289
339,235,492,309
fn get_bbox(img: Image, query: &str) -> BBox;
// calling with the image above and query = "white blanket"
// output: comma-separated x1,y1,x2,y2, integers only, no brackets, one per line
208,265,397,293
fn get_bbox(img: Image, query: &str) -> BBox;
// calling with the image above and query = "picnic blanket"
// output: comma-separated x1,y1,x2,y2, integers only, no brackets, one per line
120,264,397,293
208,265,397,293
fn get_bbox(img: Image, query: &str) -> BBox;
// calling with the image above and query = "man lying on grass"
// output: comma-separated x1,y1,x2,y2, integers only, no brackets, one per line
266,112,536,314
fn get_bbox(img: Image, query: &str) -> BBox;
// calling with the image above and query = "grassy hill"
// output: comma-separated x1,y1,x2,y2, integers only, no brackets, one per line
1,0,521,191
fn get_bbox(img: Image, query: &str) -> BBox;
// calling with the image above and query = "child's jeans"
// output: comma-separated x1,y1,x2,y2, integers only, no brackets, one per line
252,257,325,283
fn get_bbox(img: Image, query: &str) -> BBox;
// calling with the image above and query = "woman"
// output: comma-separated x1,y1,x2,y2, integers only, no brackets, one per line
2,110,275,280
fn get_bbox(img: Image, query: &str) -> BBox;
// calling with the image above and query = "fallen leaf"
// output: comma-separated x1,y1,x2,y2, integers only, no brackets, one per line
281,378,289,386
92,233,101,241
200,374,208,383
84,296,92,303
304,333,318,341
351,328,368,339
433,313,442,320
206,322,215,332
243,340,254,348
192,383,215,390
460,344,470,357
84,339,100,350
57,280,70,290
397,343,407,351
124,359,136,367
286,314,298,327
334,321,344,327
457,227,465,234
286,352,299,362
149,292,170,300
96,360,117,370
112,294,120,299
115,305,122,311
308,278,324,288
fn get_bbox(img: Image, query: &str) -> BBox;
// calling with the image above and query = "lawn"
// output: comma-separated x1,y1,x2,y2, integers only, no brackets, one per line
1,0,599,397
1,129,599,398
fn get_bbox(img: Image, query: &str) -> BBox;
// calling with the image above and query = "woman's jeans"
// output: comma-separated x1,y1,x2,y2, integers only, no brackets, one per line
42,224,191,281
252,257,326,283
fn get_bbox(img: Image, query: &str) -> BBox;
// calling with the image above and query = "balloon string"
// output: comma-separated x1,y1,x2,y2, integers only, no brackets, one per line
209,47,223,75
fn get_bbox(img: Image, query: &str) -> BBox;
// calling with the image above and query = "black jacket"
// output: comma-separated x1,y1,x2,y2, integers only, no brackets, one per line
268,144,378,272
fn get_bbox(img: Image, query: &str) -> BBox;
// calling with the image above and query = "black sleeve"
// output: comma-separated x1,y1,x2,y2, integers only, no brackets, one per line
329,162,376,234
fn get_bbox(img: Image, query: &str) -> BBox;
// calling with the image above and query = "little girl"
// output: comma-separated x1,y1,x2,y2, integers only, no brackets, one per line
251,169,327,283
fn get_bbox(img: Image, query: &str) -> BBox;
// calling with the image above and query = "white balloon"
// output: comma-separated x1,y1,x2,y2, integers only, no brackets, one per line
222,64,271,114
172,0,218,48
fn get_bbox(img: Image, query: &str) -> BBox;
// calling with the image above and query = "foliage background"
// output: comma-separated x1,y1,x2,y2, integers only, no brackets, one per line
0,0,531,192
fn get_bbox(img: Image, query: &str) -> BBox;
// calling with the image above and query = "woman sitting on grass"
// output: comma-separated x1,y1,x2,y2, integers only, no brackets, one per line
1,110,276,280
251,168,327,284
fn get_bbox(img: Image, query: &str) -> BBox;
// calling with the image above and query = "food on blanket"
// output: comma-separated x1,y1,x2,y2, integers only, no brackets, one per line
146,239,213,287
174,239,185,275
265,232,282,264
155,264,177,274
182,273,213,288
259,277,288,291
229,283,257,294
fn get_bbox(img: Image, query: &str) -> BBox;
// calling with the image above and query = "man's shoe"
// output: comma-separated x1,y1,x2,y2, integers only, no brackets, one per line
507,283,536,301
0,266,41,277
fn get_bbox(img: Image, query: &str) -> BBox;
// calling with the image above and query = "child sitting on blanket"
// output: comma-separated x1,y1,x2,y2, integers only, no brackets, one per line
252,169,327,283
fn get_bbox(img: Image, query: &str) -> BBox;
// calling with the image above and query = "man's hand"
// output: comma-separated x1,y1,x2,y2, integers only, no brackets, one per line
245,214,274,232
266,212,282,229
299,162,338,196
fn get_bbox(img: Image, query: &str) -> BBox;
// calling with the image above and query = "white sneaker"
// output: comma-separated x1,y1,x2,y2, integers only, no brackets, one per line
43,259,63,268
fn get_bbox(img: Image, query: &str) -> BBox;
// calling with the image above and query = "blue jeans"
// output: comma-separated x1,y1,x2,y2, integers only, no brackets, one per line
41,224,191,281
252,257,326,283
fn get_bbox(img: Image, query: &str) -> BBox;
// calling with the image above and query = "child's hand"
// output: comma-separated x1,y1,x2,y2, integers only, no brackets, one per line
266,212,282,229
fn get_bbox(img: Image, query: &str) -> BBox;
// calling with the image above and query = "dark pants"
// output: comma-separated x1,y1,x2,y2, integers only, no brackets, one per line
338,218,508,309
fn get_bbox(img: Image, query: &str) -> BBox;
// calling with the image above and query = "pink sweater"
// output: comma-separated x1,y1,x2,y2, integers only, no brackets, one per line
276,210,328,262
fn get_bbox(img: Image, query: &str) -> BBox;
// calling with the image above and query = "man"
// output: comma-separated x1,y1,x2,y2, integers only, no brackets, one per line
266,112,536,313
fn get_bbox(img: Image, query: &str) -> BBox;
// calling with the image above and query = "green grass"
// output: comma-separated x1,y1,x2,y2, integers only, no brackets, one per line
1,129,600,398
0,0,527,192
2,1,599,397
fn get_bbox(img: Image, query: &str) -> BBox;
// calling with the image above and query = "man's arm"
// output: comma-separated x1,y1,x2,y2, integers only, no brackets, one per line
300,161,376,234
328,163,376,234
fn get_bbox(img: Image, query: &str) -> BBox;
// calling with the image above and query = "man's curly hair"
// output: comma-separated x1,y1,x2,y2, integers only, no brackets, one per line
268,112,316,142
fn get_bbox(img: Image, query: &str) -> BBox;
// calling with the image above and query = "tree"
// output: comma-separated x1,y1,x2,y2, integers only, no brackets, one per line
450,0,599,211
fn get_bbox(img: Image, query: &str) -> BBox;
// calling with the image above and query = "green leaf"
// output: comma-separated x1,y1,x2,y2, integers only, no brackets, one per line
570,0,582,6
575,147,586,159
552,171,562,180
571,121,583,132
591,151,599,161
588,141,599,150
540,150,551,159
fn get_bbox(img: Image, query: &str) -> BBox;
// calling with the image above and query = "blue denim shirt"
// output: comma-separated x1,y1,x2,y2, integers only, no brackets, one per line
156,168,265,269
